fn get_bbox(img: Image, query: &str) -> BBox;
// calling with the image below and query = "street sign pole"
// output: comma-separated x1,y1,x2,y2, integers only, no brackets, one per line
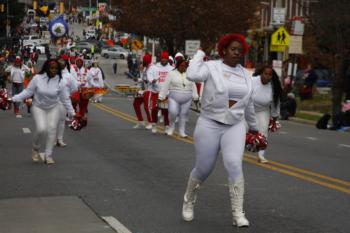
6,0,9,37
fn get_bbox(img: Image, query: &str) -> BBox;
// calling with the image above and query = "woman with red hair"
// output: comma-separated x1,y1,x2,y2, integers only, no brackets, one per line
181,34,259,228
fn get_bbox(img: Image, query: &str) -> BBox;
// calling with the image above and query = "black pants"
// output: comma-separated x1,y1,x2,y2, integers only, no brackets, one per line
0,76,6,89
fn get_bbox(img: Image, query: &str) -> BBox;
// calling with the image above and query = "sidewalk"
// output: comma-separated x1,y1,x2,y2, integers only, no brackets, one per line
0,196,116,233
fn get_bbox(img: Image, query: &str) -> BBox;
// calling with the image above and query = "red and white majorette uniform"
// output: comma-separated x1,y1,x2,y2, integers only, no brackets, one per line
70,57,90,117
133,53,153,129
145,51,173,133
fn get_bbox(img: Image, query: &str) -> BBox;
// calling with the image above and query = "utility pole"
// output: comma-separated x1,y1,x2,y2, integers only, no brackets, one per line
6,0,9,38
89,0,91,16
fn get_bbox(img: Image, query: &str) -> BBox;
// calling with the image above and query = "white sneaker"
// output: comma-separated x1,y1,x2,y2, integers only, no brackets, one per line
56,140,67,147
145,124,152,130
133,121,145,129
166,124,175,136
32,149,42,162
179,132,188,138
16,114,22,118
45,157,55,165
151,124,157,134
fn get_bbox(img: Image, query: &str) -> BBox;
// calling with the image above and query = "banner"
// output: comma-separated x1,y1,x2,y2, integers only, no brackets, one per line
48,15,69,38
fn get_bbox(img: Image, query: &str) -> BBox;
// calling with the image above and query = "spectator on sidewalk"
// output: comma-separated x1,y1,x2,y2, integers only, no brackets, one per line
280,92,297,120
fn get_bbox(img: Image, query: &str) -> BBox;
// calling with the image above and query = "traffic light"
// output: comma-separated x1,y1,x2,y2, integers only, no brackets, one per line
0,4,5,13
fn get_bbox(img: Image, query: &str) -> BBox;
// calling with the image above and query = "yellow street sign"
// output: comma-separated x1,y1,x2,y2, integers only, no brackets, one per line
271,26,290,46
270,44,286,52
132,39,143,50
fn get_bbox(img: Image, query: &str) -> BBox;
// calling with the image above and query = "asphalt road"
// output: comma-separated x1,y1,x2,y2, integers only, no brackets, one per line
1,26,349,232
1,85,349,233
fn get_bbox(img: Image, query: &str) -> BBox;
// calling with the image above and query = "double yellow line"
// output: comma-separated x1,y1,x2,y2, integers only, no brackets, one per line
94,103,350,195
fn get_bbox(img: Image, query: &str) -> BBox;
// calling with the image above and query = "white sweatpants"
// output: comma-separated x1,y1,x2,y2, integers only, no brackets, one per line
168,91,192,134
190,116,246,183
32,104,61,159
56,103,67,142
255,109,270,157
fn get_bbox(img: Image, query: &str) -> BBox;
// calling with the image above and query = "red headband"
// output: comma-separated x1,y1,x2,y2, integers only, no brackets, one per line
49,61,57,65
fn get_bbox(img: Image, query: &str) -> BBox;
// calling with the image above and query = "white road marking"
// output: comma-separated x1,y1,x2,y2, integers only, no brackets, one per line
339,144,350,148
102,216,132,233
306,136,317,141
22,128,31,134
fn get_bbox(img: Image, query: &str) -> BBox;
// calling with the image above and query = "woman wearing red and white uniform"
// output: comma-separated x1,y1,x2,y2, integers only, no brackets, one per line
56,55,79,147
133,53,153,129
146,51,173,133
12,59,75,164
159,58,198,137
182,34,259,228
71,57,89,117
251,65,282,163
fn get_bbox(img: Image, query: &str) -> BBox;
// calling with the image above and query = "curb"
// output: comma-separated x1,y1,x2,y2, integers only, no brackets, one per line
288,117,316,125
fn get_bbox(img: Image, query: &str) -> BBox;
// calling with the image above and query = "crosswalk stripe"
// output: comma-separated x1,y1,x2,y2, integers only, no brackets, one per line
22,128,31,134
102,216,132,233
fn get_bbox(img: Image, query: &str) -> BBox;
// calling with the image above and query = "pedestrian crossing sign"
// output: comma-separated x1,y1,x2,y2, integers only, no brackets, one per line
271,26,290,46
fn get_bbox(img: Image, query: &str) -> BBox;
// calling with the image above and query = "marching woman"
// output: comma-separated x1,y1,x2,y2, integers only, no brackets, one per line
87,60,104,103
252,66,282,163
146,51,173,133
70,57,89,117
56,55,79,147
5,57,30,117
182,34,259,228
159,58,198,137
11,59,76,164
133,53,153,129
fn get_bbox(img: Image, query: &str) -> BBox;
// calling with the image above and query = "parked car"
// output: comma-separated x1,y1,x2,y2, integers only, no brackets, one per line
101,47,129,59
75,42,94,53
22,35,45,46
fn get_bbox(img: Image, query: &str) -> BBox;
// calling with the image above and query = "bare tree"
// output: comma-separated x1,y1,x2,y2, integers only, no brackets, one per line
112,0,259,54
306,0,350,126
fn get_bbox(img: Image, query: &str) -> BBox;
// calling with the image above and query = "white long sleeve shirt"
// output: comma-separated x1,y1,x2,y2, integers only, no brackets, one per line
186,50,257,130
147,63,173,93
252,75,280,118
71,65,89,87
62,68,78,94
86,67,104,88
12,74,75,116
5,65,30,83
159,70,198,100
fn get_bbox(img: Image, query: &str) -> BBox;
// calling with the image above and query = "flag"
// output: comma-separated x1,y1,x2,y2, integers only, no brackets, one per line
48,15,69,38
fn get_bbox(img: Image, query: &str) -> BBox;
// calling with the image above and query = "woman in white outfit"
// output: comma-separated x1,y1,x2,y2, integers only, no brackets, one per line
56,56,79,147
252,65,282,163
87,60,104,103
182,34,259,228
12,59,76,164
159,58,198,137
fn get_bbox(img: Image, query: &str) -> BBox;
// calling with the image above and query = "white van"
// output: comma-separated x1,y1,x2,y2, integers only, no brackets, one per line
22,35,46,46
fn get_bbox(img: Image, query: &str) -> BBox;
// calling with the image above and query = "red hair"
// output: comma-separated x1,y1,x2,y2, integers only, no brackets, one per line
217,33,249,57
